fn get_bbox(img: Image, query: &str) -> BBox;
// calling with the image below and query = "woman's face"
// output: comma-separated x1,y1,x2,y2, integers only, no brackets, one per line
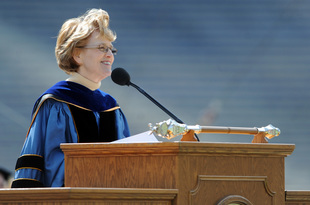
74,31,115,83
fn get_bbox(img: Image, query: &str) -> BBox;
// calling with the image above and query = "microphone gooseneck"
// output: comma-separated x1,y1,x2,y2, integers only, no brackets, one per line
128,81,184,124
111,67,200,141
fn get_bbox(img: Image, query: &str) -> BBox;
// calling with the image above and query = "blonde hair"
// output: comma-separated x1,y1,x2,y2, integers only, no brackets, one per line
55,9,116,73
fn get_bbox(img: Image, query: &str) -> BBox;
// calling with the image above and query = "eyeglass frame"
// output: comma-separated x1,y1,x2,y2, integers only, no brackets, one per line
76,44,117,55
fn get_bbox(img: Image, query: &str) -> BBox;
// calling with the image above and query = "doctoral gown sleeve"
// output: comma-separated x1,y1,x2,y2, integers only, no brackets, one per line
11,99,77,187
115,108,130,139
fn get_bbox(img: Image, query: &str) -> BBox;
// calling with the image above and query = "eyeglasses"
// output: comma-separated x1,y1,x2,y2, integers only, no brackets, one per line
76,44,117,55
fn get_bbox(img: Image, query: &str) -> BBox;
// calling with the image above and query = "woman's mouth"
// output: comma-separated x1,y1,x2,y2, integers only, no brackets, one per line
101,61,111,65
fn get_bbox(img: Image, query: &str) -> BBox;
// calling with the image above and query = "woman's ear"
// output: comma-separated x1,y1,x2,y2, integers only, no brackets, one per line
73,48,82,64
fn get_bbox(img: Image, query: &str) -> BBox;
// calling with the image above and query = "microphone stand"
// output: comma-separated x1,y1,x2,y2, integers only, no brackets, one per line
129,82,200,141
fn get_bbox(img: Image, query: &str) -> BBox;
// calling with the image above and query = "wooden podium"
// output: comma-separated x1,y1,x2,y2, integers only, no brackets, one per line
61,141,295,205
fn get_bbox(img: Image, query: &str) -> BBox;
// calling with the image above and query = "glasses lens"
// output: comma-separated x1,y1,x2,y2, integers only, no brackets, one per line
111,48,117,55
97,46,107,52
98,46,117,55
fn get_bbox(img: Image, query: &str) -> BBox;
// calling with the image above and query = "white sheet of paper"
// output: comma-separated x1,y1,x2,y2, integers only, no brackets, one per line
111,131,159,143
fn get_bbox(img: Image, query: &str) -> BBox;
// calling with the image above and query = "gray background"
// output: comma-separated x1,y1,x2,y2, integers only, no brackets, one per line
0,0,309,190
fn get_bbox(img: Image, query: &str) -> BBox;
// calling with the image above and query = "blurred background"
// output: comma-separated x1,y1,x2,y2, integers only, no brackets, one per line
0,0,309,190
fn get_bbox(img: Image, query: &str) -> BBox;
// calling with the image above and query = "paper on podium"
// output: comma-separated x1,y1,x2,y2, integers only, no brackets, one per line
111,131,159,143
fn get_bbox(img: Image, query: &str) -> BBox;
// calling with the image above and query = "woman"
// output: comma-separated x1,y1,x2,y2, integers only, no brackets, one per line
11,9,130,188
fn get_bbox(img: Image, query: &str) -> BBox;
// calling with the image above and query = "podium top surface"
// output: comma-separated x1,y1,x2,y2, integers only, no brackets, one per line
61,141,295,157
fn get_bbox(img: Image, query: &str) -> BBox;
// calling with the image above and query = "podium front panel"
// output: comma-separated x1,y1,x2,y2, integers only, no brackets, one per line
61,141,294,205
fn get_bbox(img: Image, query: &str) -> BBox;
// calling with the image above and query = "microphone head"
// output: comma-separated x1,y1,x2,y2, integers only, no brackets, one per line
111,67,131,86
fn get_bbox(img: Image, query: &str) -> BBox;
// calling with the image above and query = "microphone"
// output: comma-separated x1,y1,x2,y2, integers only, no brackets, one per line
111,67,200,141
111,67,131,86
